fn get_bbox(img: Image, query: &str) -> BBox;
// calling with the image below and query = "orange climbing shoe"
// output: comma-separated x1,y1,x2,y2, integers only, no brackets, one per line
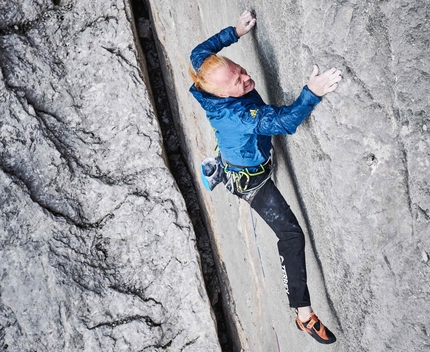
296,312,336,344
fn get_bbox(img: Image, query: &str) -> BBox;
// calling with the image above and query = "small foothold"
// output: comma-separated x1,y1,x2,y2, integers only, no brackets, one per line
422,251,429,263
366,153,377,166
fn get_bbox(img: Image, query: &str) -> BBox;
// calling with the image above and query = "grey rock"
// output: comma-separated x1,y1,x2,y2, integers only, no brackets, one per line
0,1,220,351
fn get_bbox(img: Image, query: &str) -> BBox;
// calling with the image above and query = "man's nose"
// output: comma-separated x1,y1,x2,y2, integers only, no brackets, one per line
242,73,251,81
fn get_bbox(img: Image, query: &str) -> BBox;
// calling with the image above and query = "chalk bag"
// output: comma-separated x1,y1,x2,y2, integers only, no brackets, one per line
201,156,224,191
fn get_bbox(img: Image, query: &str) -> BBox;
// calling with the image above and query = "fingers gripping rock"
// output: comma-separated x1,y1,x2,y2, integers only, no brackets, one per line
236,10,257,37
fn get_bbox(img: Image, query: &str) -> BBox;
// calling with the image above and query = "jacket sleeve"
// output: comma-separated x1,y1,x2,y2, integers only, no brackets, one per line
190,26,239,71
253,86,322,135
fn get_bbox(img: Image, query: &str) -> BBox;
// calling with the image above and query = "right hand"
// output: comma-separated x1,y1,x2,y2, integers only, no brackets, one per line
307,65,342,97
235,10,256,37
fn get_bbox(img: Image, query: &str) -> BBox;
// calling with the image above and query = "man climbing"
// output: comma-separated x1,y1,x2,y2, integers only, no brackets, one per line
189,10,342,345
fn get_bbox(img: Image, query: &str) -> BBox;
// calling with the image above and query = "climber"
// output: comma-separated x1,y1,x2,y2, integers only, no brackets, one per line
189,10,342,344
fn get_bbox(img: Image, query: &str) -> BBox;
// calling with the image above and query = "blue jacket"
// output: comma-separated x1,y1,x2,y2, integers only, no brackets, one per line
190,26,322,167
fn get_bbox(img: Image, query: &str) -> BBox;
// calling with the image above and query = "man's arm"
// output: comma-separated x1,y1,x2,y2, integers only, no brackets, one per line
252,86,322,135
190,27,238,71
190,11,256,71
250,64,342,135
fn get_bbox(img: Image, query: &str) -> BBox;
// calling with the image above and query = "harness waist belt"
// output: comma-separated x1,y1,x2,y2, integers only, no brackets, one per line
221,156,271,171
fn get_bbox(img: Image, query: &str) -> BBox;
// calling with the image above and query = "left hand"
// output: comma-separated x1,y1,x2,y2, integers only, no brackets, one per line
307,65,342,97
235,10,256,37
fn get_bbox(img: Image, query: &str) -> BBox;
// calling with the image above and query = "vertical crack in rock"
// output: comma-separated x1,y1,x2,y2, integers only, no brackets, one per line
129,1,232,350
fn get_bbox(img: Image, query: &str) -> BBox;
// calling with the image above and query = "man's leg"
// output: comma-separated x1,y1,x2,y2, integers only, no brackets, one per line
244,178,336,344
248,179,311,308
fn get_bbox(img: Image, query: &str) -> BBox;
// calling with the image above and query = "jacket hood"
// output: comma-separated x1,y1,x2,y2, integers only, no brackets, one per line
189,84,236,112
190,84,259,113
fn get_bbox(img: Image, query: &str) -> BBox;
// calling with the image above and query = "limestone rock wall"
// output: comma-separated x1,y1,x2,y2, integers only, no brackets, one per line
147,0,430,351
0,1,220,351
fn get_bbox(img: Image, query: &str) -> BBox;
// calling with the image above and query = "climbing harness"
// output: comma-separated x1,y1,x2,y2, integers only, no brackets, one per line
223,152,274,198
201,150,274,198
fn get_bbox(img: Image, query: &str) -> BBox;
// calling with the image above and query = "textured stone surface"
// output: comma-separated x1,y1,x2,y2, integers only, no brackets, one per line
0,1,220,351
147,0,430,351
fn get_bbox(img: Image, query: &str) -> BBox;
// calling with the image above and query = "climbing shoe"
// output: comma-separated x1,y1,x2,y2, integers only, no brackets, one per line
295,312,336,344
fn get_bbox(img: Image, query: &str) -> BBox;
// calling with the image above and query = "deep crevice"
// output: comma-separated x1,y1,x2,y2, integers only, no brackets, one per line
129,1,233,351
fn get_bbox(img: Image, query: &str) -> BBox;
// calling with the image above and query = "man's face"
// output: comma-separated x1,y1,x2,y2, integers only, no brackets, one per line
207,60,255,98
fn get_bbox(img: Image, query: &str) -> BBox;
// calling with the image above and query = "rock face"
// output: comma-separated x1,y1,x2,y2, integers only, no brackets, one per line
2,0,429,351
147,0,430,351
0,1,220,351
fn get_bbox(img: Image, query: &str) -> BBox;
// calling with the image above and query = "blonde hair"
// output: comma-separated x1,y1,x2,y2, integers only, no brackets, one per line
189,55,229,94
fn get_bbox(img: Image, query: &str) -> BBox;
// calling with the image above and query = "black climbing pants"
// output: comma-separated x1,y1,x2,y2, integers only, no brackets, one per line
234,172,311,308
